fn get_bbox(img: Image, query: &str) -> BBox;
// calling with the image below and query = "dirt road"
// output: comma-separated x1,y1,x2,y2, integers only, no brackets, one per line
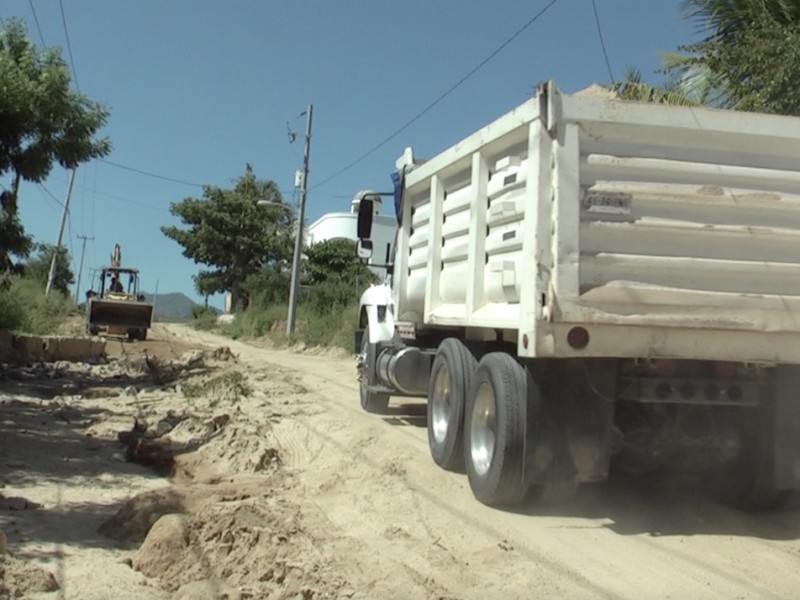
2,323,800,598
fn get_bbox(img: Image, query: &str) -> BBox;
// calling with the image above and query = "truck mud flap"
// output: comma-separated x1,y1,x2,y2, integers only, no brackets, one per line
526,359,616,484
773,365,800,490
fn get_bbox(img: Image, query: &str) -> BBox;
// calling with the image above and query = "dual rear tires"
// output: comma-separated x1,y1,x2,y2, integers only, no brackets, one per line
464,353,529,506
427,340,577,507
427,339,477,471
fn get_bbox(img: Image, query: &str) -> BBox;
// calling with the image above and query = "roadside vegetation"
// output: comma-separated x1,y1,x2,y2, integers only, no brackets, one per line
193,246,374,351
189,238,375,350
0,243,77,334
613,0,800,116
0,19,108,336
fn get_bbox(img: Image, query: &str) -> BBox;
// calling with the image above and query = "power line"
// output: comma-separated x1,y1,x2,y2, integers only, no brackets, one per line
591,0,615,85
75,181,170,212
98,158,204,188
311,0,559,191
58,0,79,90
97,157,349,199
28,0,45,46
38,183,65,208
45,172,171,212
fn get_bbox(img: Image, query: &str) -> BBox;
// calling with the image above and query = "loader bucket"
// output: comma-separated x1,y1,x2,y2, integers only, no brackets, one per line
87,298,153,330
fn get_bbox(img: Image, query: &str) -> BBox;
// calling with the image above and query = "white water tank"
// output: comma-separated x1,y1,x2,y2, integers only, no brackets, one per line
351,189,383,215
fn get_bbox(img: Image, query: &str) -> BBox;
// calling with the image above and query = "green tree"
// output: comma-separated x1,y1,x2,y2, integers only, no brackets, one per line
23,243,74,295
685,12,800,115
303,238,372,285
161,164,293,311
0,200,31,275
612,67,701,107
610,1,800,115
303,239,376,314
243,264,290,308
0,19,110,269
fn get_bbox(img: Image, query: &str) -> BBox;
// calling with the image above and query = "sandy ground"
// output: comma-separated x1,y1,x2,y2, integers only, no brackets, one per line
1,323,800,599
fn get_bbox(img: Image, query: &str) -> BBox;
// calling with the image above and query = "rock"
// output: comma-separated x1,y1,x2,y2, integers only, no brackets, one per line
132,513,189,575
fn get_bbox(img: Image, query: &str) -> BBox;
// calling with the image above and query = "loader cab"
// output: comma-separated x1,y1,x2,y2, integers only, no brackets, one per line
100,267,142,300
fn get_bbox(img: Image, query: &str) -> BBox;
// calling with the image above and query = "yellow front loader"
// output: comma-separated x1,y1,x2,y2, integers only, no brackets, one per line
85,245,153,340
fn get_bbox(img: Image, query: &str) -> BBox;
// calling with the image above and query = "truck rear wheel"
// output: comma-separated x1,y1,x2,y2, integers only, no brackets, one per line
465,353,527,506
428,338,477,472
359,325,390,414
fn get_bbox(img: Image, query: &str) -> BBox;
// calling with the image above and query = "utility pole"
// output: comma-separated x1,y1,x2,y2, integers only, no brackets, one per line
74,234,93,303
286,104,313,338
152,280,159,322
45,168,76,296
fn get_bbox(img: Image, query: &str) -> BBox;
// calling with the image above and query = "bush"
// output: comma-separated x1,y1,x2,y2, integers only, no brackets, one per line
191,305,219,330
304,278,360,316
0,276,74,334
297,302,359,350
224,303,288,339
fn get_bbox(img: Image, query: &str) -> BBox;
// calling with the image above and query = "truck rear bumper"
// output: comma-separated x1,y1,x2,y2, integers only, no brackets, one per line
531,323,800,365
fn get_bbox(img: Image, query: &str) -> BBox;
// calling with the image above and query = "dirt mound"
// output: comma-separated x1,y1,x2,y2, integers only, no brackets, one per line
132,496,349,598
99,476,281,546
99,488,189,547
573,82,618,99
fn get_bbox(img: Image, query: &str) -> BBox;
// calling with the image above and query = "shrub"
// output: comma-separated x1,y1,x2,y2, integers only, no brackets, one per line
0,276,74,334
191,305,219,330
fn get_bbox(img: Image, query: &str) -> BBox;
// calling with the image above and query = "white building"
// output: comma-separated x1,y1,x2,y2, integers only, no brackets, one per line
307,192,397,280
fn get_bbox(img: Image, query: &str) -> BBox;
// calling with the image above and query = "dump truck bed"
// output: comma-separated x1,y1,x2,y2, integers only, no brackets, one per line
393,81,800,363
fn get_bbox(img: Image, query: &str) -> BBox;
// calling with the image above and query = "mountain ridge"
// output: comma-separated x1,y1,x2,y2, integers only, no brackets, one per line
140,292,216,321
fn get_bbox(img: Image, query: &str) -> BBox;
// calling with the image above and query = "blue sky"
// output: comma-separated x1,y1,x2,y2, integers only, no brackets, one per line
5,1,695,307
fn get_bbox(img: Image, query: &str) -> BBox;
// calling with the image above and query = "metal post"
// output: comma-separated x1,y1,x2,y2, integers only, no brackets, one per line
74,234,93,303
286,104,313,337
45,168,76,296
153,280,159,322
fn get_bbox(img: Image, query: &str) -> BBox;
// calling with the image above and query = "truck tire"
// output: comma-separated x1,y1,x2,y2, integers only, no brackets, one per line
465,353,527,506
359,325,390,414
127,328,145,341
428,338,477,472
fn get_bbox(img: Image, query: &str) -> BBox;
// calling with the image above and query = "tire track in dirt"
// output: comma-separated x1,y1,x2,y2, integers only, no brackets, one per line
166,324,800,600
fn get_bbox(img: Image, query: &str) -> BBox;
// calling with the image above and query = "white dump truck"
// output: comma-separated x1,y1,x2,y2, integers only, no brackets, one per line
354,80,800,510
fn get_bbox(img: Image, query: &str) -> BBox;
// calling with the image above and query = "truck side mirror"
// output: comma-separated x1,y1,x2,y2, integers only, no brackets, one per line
356,239,373,262
357,198,374,239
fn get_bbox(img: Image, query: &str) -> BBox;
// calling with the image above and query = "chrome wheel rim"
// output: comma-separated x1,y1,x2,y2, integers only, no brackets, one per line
470,381,496,477
431,363,451,445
